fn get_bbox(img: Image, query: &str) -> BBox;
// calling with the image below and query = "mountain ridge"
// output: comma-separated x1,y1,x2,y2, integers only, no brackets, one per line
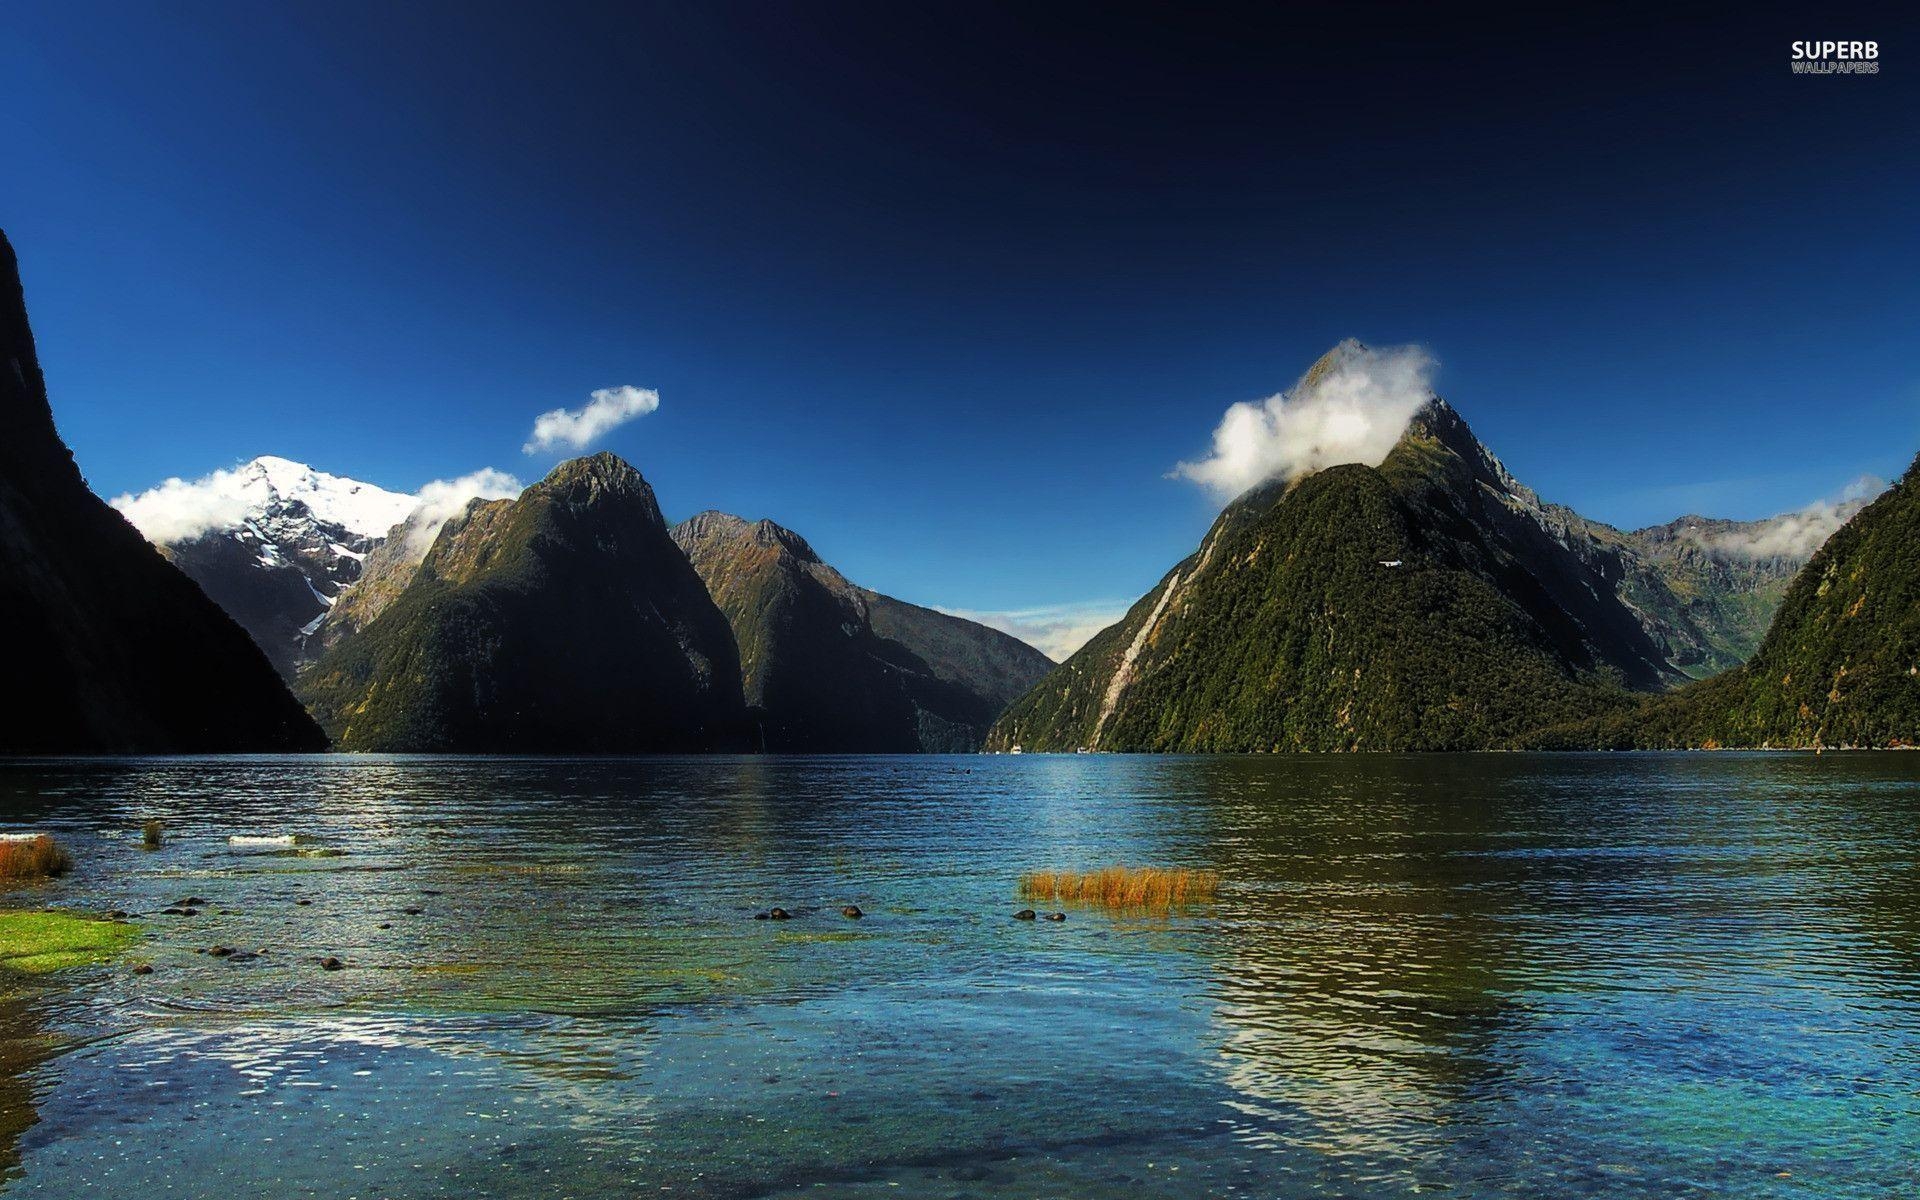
298,452,747,752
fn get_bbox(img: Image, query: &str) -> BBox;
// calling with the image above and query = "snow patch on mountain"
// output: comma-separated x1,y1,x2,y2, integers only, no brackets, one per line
109,456,522,678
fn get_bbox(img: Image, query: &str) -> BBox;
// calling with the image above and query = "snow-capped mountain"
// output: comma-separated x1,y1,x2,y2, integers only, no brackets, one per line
113,457,430,678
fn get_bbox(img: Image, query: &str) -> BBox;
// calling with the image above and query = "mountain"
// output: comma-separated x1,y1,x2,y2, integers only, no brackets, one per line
671,511,1055,751
297,453,746,751
1615,515,1811,675
986,343,1827,753
313,508,435,651
115,457,417,677
0,230,324,752
1524,455,1920,749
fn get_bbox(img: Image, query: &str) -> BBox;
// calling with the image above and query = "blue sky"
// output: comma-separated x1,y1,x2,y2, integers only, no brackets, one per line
5,4,1917,652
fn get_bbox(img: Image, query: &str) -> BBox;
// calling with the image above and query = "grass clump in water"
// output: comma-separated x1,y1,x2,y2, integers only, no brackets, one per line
142,820,165,849
0,911,138,973
1019,866,1219,909
0,836,72,884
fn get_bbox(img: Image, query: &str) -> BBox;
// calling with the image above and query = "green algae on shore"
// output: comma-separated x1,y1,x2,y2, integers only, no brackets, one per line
0,911,138,974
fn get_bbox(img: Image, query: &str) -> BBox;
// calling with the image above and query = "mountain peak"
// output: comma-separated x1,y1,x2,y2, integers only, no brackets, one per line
672,510,820,563
244,456,415,538
540,450,642,486
535,452,660,517
112,454,415,545
1297,337,1370,392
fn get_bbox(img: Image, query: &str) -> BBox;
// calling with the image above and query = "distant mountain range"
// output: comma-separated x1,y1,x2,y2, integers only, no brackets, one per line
0,230,322,752
987,343,1876,752
6,227,1908,757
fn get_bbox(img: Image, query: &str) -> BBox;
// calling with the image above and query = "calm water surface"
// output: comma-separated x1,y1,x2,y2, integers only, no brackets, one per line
0,753,1916,1198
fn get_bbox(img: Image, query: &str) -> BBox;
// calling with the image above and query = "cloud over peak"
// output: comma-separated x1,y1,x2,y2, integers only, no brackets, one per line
1172,341,1437,500
1700,475,1885,562
397,468,525,560
111,459,522,552
523,385,659,455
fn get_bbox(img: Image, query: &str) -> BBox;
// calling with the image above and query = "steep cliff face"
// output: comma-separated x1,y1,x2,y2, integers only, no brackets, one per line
298,453,746,752
0,231,325,752
671,511,1053,751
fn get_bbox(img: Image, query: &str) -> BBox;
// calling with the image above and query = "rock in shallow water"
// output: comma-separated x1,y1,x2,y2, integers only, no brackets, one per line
841,905,864,919
1013,909,1036,920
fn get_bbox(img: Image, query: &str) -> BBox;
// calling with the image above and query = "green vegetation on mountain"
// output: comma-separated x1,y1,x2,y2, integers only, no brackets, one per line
299,454,746,751
672,511,1052,751
1524,455,1920,749
0,230,324,752
1615,516,1806,676
989,396,1654,752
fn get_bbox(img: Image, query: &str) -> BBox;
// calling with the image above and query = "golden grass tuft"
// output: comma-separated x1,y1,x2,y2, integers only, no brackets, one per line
1018,865,1218,909
0,836,73,884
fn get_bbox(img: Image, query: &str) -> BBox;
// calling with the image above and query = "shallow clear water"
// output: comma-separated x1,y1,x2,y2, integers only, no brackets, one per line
0,753,1917,1198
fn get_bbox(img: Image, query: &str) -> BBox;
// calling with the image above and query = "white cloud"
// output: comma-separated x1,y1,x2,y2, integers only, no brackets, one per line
110,467,257,544
522,385,660,455
936,601,1132,662
396,468,524,561
1171,341,1437,500
1700,475,1885,562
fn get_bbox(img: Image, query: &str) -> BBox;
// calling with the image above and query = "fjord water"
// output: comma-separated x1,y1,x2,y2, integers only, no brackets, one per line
0,755,1917,1198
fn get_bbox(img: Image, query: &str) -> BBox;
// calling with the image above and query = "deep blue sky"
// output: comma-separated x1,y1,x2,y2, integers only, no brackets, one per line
5,2,1918,637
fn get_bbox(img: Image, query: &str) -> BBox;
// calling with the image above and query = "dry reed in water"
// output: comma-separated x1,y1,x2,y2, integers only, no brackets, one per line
0,835,74,883
1018,865,1218,908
